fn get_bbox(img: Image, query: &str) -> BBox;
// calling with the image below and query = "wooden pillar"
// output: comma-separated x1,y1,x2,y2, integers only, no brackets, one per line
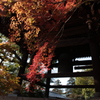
87,15,100,96
45,69,51,98
58,53,73,73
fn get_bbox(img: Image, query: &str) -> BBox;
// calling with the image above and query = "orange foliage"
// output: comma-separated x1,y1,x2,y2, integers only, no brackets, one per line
0,66,20,95
0,0,81,83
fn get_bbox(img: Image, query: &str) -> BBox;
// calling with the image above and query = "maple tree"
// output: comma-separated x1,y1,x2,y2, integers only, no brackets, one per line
0,33,21,95
0,65,20,95
75,77,95,99
0,0,81,85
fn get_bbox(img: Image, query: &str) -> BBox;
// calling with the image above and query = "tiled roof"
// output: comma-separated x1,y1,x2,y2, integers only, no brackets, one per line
49,91,71,99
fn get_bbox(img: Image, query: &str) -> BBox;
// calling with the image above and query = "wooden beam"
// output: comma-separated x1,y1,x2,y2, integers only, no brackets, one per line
44,71,93,78
50,60,92,68
74,66,93,70
57,37,88,47
63,25,88,37
73,60,92,65
49,85,95,88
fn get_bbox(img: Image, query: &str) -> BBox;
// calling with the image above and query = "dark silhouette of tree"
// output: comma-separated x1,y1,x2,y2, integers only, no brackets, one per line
65,77,75,97
52,79,63,94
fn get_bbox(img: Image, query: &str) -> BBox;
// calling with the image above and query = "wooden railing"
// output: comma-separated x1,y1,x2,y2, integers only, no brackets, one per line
0,96,75,100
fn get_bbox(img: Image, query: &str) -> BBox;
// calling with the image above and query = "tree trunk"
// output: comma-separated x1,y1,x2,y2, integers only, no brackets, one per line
18,50,28,85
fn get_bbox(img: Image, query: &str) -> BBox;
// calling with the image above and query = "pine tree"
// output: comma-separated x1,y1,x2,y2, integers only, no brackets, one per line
52,79,63,94
65,77,75,97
